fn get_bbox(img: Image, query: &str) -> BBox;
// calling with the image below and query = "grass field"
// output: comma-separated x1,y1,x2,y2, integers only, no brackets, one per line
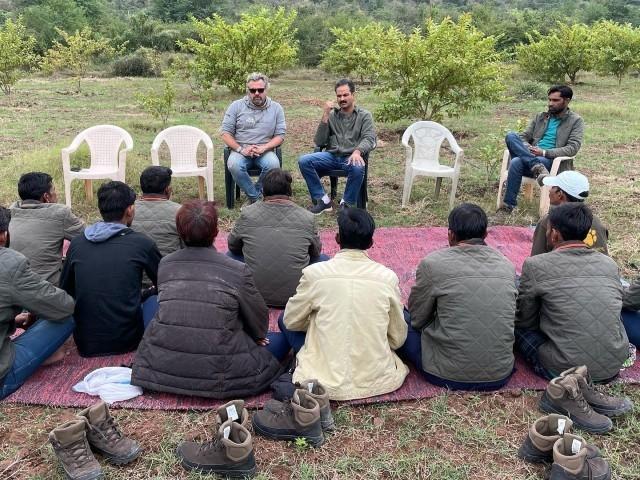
1,70,639,479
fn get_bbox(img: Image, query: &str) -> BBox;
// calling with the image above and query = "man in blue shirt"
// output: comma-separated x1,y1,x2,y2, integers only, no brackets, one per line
498,85,584,213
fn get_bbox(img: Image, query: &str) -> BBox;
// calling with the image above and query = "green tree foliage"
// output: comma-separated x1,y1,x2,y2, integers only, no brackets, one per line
42,26,118,91
516,23,593,84
375,14,505,122
591,20,640,84
320,22,402,83
20,0,88,52
181,7,298,94
136,75,175,126
0,17,38,94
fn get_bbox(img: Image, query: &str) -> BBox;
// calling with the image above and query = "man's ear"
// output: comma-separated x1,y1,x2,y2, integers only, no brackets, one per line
0,231,7,248
335,232,341,247
447,229,456,246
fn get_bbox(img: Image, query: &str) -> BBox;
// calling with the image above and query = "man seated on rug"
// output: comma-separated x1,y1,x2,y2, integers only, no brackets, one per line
9,172,85,285
515,202,628,382
227,168,325,308
60,181,162,357
402,203,516,391
498,85,584,213
0,206,75,400
530,170,608,256
279,207,408,400
132,200,285,398
622,277,640,348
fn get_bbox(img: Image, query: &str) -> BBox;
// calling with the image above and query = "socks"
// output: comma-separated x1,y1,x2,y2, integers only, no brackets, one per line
321,194,331,205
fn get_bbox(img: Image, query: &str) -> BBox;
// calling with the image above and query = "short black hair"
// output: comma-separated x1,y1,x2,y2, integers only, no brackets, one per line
262,168,292,197
548,85,573,100
97,181,137,222
335,78,355,93
0,206,11,233
18,172,53,201
337,207,375,250
140,166,173,194
448,203,488,241
548,202,593,241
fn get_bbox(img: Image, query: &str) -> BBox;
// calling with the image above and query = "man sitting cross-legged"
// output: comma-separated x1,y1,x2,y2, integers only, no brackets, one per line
9,172,85,285
227,168,325,308
0,206,75,400
278,207,408,400
60,181,161,357
516,202,628,381
402,203,517,391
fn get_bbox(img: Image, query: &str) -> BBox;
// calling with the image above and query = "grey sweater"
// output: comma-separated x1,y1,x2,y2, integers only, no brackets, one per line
314,106,376,155
221,97,286,146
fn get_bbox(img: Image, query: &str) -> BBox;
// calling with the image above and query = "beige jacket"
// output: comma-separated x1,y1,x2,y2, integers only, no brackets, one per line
284,249,408,400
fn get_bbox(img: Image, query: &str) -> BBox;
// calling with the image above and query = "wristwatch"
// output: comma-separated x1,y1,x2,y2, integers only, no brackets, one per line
236,146,242,153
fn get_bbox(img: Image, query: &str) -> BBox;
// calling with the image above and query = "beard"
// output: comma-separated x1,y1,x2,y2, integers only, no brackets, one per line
252,96,267,107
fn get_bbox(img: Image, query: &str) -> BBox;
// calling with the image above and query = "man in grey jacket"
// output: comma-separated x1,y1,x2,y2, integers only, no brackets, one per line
0,206,75,400
499,85,584,212
221,72,286,203
298,79,376,214
516,203,628,382
9,172,85,285
404,203,516,390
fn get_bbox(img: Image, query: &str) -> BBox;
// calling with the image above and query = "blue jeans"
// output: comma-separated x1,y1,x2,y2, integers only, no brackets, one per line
277,312,306,353
503,132,553,207
298,151,364,205
142,295,159,328
266,331,291,361
514,328,557,380
227,151,280,201
398,309,512,391
0,316,75,400
622,309,640,347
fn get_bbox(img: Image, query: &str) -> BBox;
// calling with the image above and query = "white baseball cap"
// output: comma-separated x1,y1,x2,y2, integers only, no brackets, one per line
542,171,589,200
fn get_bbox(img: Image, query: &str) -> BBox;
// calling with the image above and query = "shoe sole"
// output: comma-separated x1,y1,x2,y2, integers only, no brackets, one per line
62,468,103,480
252,419,325,447
539,393,612,434
180,459,257,478
92,444,142,465
312,207,333,216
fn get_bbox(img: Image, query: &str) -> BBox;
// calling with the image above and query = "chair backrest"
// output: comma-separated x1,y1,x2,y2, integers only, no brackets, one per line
69,125,133,170
152,126,213,170
401,121,462,168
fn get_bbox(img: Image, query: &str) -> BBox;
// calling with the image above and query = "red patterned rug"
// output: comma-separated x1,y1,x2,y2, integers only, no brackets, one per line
4,226,639,410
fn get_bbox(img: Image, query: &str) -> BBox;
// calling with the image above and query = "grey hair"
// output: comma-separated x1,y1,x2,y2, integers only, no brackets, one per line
246,72,269,89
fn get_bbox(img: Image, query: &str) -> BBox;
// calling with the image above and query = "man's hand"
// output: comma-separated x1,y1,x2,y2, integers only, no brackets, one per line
256,337,270,346
253,144,268,156
348,150,365,166
529,145,544,157
15,312,36,329
322,100,335,123
241,145,257,157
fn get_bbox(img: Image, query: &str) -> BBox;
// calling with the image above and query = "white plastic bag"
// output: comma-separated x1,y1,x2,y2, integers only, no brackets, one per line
73,366,142,404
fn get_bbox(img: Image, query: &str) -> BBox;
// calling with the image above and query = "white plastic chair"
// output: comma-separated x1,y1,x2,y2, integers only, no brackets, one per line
496,149,575,217
151,126,214,201
401,121,464,209
62,125,134,207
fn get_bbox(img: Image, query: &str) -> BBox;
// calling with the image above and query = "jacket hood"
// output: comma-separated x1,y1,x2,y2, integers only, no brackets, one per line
84,222,128,243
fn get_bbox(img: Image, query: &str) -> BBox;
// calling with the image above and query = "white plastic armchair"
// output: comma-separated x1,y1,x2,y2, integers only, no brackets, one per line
62,125,134,207
151,126,214,201
401,121,464,209
496,149,575,217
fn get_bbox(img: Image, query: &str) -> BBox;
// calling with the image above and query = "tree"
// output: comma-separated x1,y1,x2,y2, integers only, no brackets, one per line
42,26,118,92
136,75,175,126
21,0,88,53
0,17,38,95
591,20,640,84
181,7,298,94
516,23,594,84
375,14,504,122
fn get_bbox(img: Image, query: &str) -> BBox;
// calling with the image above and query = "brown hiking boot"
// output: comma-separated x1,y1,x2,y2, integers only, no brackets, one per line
539,375,613,434
560,366,633,417
49,418,102,480
531,163,550,183
177,419,256,478
216,400,249,428
252,389,324,447
296,379,335,431
77,400,141,465
550,434,611,480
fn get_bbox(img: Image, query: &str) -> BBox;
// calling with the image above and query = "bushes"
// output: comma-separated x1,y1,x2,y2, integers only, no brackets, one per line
111,49,161,77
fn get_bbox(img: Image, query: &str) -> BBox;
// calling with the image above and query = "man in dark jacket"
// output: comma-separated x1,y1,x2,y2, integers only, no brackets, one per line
60,182,161,357
403,203,516,390
0,206,75,399
516,203,628,382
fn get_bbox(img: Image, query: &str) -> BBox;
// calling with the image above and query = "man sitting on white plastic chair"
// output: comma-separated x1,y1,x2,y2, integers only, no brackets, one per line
498,85,584,213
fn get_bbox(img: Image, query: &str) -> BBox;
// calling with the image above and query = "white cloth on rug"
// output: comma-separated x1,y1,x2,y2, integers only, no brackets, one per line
73,367,142,404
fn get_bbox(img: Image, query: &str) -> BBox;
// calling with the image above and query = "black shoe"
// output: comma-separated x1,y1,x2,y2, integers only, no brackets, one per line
308,200,334,215
531,163,550,184
496,203,514,214
338,202,351,211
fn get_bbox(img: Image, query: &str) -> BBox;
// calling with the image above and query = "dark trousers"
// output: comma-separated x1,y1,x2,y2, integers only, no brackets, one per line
514,328,557,380
622,309,640,347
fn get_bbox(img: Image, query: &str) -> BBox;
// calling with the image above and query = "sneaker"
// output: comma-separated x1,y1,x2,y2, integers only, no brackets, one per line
252,389,324,447
308,200,334,215
531,163,550,184
550,434,611,480
49,418,102,480
177,419,256,478
77,400,141,465
216,400,249,429
296,379,334,431
495,203,514,214
560,366,633,417
539,375,612,434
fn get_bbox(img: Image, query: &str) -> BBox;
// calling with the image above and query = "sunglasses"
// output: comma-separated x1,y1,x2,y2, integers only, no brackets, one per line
249,88,265,94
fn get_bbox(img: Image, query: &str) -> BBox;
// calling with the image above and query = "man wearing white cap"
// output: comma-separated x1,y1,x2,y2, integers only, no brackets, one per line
530,170,608,256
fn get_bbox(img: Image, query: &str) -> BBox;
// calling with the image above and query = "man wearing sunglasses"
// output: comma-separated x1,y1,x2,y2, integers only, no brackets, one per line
221,72,286,204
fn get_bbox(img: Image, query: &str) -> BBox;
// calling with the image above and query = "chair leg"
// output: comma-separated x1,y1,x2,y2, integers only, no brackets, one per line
434,177,442,199
198,177,205,200
205,173,214,202
401,173,413,207
330,176,338,200
64,177,72,208
523,183,534,201
496,173,506,209
84,180,93,201
449,175,459,210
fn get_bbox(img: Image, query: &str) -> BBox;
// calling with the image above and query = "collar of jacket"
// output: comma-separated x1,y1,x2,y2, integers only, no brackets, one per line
552,240,587,251
14,199,45,208
456,238,487,247
264,195,293,204
335,249,370,260
141,194,170,201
